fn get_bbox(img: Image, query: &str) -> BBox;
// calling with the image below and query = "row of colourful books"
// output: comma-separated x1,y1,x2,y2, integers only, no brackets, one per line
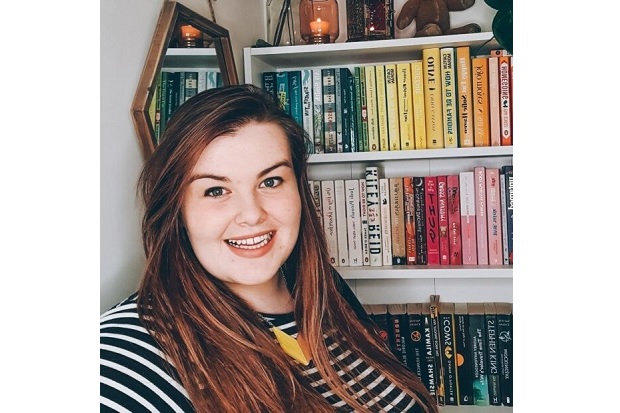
310,165,514,267
262,46,513,155
364,296,513,407
150,70,223,142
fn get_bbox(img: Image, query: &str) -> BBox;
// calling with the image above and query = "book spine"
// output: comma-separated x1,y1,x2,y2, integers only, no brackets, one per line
184,71,198,102
177,71,185,106
357,66,370,152
387,304,409,366
375,64,389,151
472,57,490,147
502,165,514,264
311,180,323,222
359,179,371,265
353,66,366,152
425,176,440,265
414,177,428,265
334,180,349,266
429,295,445,405
289,70,303,128
379,178,393,266
365,167,382,266
499,173,510,265
165,71,178,127
276,71,290,114
340,68,353,153
411,60,427,149
440,47,458,148
439,302,458,405
389,177,406,265
488,56,501,147
498,55,512,146
485,168,504,265
385,63,401,151
495,302,513,406
456,46,474,147
484,302,501,405
154,72,162,142
422,303,438,398
334,68,344,153
422,47,444,149
437,176,450,265
320,180,338,266
301,69,315,154
454,303,474,405
459,171,477,264
469,303,489,406
405,303,426,384
365,65,380,151
447,175,462,265
322,68,337,153
159,71,169,136
404,176,417,264
366,305,391,348
346,69,358,152
345,179,363,266
262,71,278,99
474,166,489,265
197,71,207,93
396,62,415,150
312,68,324,154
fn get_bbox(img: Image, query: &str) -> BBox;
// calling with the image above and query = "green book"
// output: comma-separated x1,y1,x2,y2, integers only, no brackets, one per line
276,71,290,114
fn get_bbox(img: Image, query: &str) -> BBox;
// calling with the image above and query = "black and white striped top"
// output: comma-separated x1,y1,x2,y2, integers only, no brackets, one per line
100,293,421,412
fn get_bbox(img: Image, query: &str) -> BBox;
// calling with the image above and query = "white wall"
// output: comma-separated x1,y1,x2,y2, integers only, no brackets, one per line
100,0,265,313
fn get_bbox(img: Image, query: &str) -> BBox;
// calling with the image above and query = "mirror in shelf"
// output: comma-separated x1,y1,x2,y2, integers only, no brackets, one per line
131,0,239,161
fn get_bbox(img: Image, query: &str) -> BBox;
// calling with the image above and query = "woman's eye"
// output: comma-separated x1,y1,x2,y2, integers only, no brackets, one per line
261,177,283,188
204,187,226,197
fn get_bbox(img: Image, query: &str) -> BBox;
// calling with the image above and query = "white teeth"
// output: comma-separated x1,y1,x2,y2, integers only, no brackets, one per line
227,232,273,250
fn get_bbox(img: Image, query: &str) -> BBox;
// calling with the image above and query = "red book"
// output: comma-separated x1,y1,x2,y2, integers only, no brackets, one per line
459,171,477,265
498,54,512,146
403,176,417,264
485,168,504,265
437,175,450,265
447,175,462,265
425,176,440,265
474,166,489,265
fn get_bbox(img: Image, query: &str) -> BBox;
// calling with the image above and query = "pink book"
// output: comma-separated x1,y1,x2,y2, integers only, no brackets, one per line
437,175,450,265
425,176,440,265
488,56,501,146
447,175,462,265
485,168,504,265
459,171,477,265
474,166,489,265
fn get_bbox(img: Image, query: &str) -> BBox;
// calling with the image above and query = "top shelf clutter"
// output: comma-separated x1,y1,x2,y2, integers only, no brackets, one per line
244,32,499,84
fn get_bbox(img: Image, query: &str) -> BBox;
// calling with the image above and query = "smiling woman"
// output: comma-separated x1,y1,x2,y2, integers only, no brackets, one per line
100,84,439,413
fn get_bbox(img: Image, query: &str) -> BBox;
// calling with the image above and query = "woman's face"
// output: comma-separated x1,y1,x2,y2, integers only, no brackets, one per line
182,121,302,296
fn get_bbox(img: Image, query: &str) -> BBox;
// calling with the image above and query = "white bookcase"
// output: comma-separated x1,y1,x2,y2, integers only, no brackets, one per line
244,31,513,412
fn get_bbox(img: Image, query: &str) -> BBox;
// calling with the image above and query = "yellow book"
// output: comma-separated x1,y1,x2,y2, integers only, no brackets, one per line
364,65,380,151
375,64,389,151
456,46,474,147
396,62,414,150
440,47,458,148
385,64,401,151
472,56,490,147
422,47,444,149
411,60,427,149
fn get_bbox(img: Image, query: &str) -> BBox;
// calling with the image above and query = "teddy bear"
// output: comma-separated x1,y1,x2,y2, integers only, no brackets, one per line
395,0,481,38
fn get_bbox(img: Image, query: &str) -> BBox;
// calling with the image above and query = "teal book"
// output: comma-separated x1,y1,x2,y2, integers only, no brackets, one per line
339,68,352,153
276,71,290,115
262,71,278,101
289,70,303,127
301,69,314,154
346,68,358,153
469,303,489,406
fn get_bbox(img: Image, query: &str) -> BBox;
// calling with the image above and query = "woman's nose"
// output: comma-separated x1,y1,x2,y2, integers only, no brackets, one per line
234,191,267,226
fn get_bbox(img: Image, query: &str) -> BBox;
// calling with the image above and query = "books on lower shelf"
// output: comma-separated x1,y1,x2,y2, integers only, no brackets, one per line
313,164,513,268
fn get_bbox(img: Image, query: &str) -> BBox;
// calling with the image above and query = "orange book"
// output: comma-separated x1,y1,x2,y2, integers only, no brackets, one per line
488,56,501,146
423,47,444,149
472,57,490,147
498,55,512,146
456,47,474,147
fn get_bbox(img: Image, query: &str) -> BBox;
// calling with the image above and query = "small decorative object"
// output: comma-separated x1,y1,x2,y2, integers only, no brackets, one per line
394,0,481,38
346,0,394,42
484,0,512,54
299,0,339,44
180,24,203,47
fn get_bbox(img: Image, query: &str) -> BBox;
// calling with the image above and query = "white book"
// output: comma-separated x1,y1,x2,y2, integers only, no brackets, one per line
459,171,477,265
358,179,370,266
499,173,509,265
474,166,489,265
310,180,323,223
365,166,382,266
301,69,314,151
320,180,338,266
312,68,324,154
206,70,219,90
197,71,207,93
334,180,349,266
345,179,363,266
379,178,392,266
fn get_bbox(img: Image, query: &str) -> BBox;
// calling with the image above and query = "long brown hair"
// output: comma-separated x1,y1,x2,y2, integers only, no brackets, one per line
137,84,438,412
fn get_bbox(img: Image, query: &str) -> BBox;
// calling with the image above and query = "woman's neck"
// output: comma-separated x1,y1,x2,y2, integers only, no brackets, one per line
227,274,294,314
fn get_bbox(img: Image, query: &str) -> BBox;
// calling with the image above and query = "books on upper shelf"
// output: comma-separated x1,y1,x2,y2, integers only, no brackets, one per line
384,63,401,151
396,62,414,150
276,71,290,115
411,60,427,150
459,171,477,265
312,68,324,154
491,49,513,146
322,68,337,153
413,177,427,265
474,166,489,265
502,164,514,264
422,48,444,149
403,176,417,264
447,175,462,265
485,168,504,265
289,70,303,130
301,69,315,154
487,56,501,147
440,47,458,148
472,56,490,147
456,47,474,148
389,177,407,265
425,176,440,265
365,65,380,152
375,64,389,151
437,176,450,265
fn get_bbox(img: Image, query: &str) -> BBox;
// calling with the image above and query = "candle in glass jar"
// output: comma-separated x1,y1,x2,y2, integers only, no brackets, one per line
181,25,201,39
309,18,329,35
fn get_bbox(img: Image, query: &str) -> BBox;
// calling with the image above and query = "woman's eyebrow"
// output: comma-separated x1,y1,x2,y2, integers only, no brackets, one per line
189,160,293,183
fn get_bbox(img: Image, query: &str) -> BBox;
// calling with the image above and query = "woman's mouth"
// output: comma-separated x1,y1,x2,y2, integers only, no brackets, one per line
226,232,273,250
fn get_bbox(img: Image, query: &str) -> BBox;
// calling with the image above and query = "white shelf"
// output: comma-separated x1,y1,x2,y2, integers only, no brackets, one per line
337,266,512,280
164,47,218,69
308,147,513,164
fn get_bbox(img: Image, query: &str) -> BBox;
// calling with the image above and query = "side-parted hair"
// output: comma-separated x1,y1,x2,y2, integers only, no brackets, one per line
137,84,438,412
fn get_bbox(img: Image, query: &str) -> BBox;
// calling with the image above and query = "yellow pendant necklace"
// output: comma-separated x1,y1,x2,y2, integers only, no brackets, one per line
260,315,311,366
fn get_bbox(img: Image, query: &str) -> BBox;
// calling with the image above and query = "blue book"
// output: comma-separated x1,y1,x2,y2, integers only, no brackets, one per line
276,71,290,115
289,70,303,127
